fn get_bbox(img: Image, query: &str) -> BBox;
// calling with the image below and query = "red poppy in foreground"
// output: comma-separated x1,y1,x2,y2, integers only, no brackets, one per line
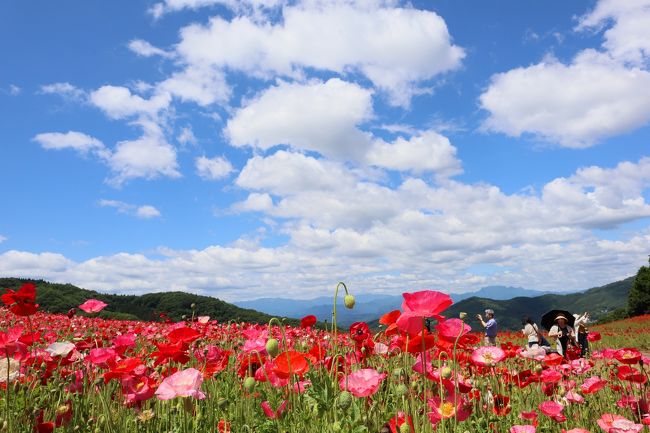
274,350,309,378
614,348,642,365
1,282,38,316
300,315,317,328
79,299,108,314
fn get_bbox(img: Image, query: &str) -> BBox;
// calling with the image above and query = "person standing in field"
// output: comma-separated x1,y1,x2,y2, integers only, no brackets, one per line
548,314,575,358
573,312,590,357
476,309,498,345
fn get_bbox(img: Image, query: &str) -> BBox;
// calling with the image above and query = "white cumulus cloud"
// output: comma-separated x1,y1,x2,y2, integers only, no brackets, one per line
99,199,162,219
33,131,110,159
176,2,464,105
195,156,234,180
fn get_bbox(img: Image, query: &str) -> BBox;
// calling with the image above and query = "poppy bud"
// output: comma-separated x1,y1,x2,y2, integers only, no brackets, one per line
243,377,255,393
344,294,355,309
400,423,411,433
459,312,467,320
216,397,228,408
395,384,408,396
441,366,452,379
265,338,279,358
191,303,196,310
337,391,352,410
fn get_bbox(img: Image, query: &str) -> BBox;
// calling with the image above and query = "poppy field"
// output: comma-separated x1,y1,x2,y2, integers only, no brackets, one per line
1,282,649,433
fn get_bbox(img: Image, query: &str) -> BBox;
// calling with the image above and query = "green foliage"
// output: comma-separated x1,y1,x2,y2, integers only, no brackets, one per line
595,307,629,324
628,258,650,316
0,277,303,327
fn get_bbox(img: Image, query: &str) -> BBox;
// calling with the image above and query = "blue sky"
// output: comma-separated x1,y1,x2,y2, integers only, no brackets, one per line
1,0,649,300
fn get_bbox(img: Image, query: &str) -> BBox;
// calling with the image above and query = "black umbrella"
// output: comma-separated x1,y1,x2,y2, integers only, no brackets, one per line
540,309,575,331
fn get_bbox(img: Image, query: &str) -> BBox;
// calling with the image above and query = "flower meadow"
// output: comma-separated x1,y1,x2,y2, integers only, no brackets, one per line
1,283,649,433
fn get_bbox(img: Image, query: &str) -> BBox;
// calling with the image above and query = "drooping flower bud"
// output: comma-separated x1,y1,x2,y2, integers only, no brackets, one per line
243,377,256,393
265,338,279,358
344,294,355,309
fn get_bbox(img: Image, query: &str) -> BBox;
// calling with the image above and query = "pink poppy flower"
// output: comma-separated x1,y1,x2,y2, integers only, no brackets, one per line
261,400,287,419
539,400,564,417
511,425,536,433
470,346,506,367
397,290,453,336
435,318,471,342
562,429,591,433
79,299,108,314
565,391,585,404
580,376,607,394
597,414,643,433
541,369,563,383
155,368,206,400
427,395,471,426
339,368,386,397
86,348,117,367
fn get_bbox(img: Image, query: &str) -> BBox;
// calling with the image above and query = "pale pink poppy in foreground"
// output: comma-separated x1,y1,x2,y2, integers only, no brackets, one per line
597,413,643,433
339,368,386,397
79,299,108,314
155,368,206,400
470,346,506,366
511,425,536,433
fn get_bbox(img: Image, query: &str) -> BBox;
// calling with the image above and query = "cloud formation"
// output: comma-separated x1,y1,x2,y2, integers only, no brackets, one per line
481,0,650,147
99,199,162,219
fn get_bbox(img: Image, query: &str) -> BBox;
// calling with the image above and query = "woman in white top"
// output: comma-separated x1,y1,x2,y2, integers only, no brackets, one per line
521,315,548,348
548,315,575,357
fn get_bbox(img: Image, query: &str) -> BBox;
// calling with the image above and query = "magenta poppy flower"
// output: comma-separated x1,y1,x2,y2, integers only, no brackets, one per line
541,369,563,383
339,368,386,397
470,346,506,367
397,290,453,336
155,368,206,400
435,318,471,342
510,425,536,433
79,299,108,314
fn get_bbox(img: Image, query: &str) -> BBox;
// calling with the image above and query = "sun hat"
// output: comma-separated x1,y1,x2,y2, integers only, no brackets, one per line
555,315,567,322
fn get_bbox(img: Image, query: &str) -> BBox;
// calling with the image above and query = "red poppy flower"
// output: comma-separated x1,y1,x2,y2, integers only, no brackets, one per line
167,327,201,344
380,310,401,326
300,315,317,328
493,394,511,416
616,365,646,384
406,332,436,353
580,376,607,394
349,322,371,343
1,282,38,316
274,350,309,379
587,331,601,342
614,348,642,365
388,412,415,433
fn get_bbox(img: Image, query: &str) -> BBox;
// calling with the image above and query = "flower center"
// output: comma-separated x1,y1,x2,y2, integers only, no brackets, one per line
439,402,456,418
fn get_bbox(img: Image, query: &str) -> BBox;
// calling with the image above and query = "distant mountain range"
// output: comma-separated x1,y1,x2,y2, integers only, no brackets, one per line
234,286,557,327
